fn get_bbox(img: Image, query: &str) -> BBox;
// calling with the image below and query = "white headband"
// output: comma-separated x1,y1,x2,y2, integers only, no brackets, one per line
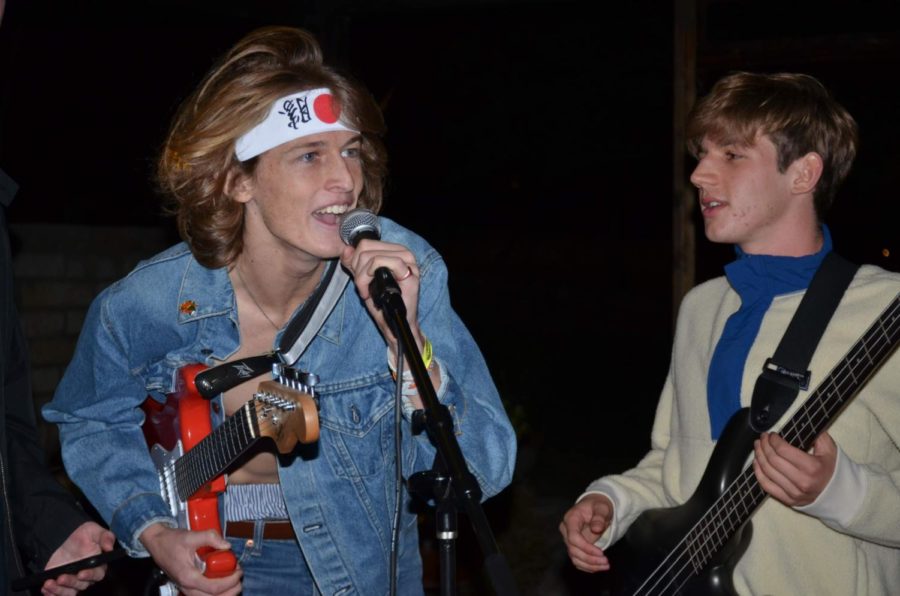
235,88,355,161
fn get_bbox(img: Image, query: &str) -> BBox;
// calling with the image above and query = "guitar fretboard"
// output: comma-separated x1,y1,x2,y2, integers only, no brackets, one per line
639,293,900,595
174,403,259,501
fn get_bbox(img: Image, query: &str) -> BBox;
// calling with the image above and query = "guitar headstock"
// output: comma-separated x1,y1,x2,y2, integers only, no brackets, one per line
252,380,320,451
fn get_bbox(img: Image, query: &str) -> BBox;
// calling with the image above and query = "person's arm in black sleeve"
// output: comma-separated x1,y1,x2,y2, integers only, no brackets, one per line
4,317,92,571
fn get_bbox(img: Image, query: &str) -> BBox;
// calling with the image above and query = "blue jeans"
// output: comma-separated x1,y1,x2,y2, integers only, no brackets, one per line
226,521,320,595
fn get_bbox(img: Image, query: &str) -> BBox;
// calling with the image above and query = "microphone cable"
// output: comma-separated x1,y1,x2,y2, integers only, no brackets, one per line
339,208,402,595
389,340,405,596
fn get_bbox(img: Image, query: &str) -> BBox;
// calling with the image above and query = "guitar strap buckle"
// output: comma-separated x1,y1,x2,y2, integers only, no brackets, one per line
750,358,812,433
749,358,811,433
747,252,859,434
762,358,811,391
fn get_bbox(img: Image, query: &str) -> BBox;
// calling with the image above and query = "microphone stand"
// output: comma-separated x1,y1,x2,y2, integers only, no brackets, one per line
370,270,519,596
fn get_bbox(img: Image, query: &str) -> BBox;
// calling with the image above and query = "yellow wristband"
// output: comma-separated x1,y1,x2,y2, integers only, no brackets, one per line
421,337,433,371
387,337,434,381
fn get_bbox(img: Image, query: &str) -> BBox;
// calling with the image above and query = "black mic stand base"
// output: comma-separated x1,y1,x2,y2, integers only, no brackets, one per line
409,466,459,596
437,505,459,596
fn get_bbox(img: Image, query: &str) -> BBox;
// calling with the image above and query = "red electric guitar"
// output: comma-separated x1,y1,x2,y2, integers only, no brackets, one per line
141,363,319,595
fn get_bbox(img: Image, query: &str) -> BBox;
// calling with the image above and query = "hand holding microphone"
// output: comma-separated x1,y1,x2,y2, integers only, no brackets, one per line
339,209,438,408
339,208,419,313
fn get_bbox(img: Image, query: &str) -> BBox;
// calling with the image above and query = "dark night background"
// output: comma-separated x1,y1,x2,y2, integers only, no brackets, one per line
1,1,899,594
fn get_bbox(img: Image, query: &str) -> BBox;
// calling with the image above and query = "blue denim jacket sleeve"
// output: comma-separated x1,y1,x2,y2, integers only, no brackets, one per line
397,226,516,498
43,282,178,556
274,220,517,593
42,245,238,556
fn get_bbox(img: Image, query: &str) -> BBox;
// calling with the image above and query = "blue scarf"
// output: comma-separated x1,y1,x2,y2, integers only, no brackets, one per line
706,226,832,439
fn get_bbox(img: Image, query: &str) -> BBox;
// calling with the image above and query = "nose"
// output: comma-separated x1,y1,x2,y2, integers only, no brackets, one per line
326,152,356,192
689,156,715,190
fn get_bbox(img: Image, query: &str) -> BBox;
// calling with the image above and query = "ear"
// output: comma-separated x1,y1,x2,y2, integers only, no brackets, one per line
789,152,824,195
225,166,254,204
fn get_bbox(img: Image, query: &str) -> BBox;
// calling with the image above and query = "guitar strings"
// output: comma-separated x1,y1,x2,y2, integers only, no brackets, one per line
171,387,308,500
635,297,900,595
667,303,900,593
173,402,258,500
653,301,900,595
640,334,896,595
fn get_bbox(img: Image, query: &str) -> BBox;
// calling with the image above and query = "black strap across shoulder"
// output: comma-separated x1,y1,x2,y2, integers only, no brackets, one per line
278,259,338,354
194,259,349,399
749,251,860,432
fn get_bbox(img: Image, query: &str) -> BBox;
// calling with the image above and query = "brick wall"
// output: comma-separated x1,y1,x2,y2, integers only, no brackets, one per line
9,223,173,467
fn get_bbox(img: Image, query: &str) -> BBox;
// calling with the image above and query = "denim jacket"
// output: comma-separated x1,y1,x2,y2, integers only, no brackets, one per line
43,217,516,595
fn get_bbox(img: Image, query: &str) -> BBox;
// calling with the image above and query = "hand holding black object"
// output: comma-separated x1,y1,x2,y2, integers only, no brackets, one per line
12,548,127,592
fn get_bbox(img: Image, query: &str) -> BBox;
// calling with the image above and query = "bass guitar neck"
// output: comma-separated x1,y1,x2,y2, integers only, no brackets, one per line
609,292,900,595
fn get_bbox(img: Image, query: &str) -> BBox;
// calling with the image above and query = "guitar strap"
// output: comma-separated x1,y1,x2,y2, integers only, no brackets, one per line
277,258,350,365
748,251,859,432
194,259,349,398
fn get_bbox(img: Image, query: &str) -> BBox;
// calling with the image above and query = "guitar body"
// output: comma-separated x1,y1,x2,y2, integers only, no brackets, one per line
607,409,757,596
601,294,900,595
142,364,237,593
141,362,320,596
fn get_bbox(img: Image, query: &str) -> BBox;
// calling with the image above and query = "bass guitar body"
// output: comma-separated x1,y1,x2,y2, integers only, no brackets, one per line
605,293,900,595
607,410,756,596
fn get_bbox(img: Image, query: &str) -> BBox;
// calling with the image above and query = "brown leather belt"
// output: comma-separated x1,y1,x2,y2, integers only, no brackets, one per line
225,520,295,540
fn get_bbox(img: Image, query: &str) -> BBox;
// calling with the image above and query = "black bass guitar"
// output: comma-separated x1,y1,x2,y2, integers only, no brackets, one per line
607,292,900,595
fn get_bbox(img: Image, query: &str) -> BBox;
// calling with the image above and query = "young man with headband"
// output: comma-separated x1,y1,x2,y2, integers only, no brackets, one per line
560,72,900,593
45,26,516,595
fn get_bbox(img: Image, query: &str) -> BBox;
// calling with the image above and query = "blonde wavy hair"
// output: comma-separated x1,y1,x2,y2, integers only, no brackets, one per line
158,26,387,269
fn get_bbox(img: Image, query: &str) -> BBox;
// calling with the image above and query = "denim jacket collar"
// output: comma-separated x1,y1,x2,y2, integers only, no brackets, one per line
177,257,235,324
175,252,346,356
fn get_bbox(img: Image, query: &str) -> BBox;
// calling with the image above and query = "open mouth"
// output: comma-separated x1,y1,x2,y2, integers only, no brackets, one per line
701,199,724,214
313,203,351,225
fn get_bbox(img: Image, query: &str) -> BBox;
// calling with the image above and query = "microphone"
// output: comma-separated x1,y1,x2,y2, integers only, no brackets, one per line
339,208,404,314
339,207,381,247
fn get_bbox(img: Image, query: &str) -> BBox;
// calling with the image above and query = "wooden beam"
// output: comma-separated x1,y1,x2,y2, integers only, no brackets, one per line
672,0,697,322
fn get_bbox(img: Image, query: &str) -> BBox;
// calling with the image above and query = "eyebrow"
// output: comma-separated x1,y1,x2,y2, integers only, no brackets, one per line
288,140,326,152
342,134,363,147
702,137,748,152
287,134,362,153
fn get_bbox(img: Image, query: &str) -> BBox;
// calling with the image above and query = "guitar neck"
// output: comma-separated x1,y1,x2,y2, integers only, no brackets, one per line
781,295,900,450
174,402,259,501
685,293,900,571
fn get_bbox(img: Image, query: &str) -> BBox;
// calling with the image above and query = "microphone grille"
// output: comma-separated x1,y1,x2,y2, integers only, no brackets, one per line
339,208,381,245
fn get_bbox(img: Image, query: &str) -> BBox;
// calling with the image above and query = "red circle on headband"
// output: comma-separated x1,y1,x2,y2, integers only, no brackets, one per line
314,94,340,124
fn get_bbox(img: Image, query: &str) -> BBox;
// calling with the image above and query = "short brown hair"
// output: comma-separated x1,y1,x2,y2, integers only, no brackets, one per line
158,26,388,269
687,72,858,219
